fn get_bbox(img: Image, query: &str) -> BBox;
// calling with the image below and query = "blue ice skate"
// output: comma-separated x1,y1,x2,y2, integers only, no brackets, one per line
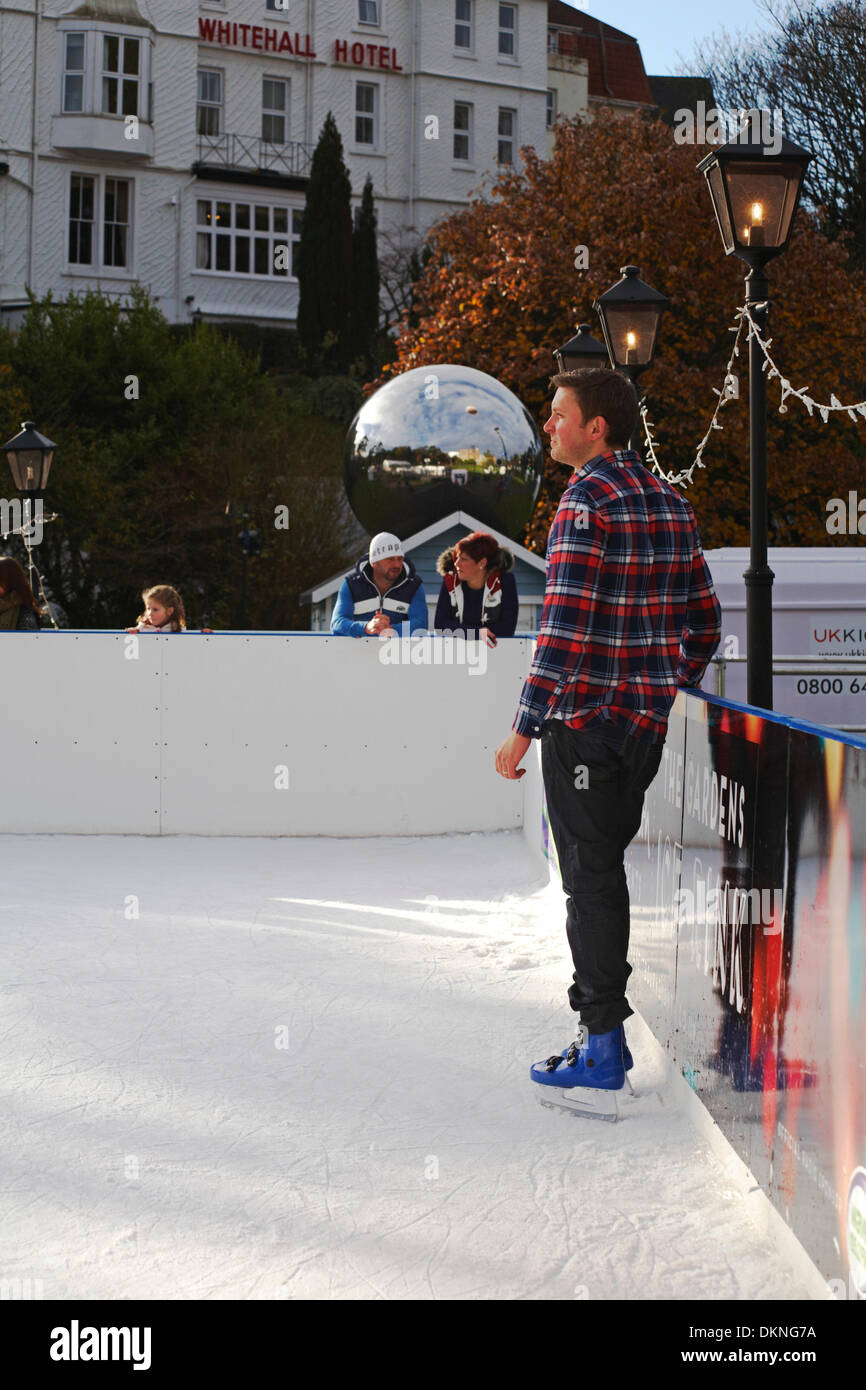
544,1026,634,1075
530,1025,632,1122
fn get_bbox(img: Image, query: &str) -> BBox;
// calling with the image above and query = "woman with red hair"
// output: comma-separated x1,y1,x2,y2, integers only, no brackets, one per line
434,531,519,647
0,556,44,631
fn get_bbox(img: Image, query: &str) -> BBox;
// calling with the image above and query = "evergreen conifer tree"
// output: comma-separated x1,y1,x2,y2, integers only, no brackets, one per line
296,112,353,373
349,175,381,374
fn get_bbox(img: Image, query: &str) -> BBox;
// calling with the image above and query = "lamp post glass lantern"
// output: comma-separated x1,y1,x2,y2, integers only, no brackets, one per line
697,131,812,270
698,128,812,712
594,266,668,451
594,266,669,382
1,419,56,492
553,323,611,374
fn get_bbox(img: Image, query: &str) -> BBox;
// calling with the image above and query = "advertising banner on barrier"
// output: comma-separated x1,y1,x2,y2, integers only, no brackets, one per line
620,692,866,1296
773,730,866,1297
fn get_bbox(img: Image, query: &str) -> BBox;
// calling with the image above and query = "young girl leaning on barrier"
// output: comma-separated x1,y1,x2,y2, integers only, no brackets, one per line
126,584,187,634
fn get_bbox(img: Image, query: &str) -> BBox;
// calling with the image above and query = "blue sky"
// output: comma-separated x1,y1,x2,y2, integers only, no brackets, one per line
560,0,780,76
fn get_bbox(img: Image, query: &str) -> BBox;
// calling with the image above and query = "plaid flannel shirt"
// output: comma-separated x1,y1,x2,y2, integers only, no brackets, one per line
513,449,722,743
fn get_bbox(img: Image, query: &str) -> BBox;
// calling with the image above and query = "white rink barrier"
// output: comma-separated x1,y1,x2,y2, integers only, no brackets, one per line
2,632,542,837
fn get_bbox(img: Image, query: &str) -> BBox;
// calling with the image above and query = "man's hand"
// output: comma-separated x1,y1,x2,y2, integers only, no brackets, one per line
366,611,392,635
479,626,498,648
495,731,531,780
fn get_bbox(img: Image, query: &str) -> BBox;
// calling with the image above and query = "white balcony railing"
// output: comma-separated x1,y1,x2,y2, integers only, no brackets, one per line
196,132,314,178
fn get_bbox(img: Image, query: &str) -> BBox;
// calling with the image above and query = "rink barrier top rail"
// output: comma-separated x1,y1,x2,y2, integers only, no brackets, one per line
690,685,866,749
710,653,866,733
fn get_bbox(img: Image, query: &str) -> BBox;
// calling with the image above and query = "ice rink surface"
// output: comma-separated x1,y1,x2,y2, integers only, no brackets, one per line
0,831,817,1300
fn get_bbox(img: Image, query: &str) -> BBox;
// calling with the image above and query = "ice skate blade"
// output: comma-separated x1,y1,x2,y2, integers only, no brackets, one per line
536,1085,620,1122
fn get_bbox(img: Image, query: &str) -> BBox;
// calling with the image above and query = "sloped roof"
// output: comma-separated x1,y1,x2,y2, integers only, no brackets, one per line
548,2,653,106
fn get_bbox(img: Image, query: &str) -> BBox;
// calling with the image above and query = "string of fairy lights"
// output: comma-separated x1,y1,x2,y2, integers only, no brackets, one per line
641,302,866,489
740,303,866,424
0,508,61,628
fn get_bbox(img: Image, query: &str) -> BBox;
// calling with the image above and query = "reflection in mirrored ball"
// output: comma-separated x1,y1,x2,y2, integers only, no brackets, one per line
344,364,544,540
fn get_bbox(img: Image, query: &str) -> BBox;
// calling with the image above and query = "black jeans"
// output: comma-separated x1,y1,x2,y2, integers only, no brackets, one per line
541,719,665,1033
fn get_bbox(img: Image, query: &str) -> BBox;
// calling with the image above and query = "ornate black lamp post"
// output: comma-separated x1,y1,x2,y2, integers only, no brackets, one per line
553,323,610,374
594,267,668,450
698,128,812,710
1,419,56,591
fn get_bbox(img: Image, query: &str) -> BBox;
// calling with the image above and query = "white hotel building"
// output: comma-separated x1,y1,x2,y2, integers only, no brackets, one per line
0,0,555,329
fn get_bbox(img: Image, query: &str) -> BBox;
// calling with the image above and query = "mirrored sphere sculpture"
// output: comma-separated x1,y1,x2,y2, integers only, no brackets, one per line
344,364,544,540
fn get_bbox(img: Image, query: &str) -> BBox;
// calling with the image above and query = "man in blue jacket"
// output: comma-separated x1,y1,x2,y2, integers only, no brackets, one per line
330,532,428,637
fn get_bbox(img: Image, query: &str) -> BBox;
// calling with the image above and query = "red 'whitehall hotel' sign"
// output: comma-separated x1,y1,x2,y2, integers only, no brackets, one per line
197,19,403,69
198,17,316,56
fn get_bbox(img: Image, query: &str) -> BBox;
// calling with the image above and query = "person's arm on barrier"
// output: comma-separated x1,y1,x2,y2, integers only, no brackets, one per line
494,570,519,637
678,532,722,688
407,585,429,634
330,579,371,638
484,572,519,645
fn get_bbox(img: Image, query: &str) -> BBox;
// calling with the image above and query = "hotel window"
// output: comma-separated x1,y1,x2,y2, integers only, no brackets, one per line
497,107,515,164
455,0,472,50
196,198,302,278
102,34,141,116
197,69,223,137
498,4,516,58
103,177,131,267
546,89,556,128
63,33,86,113
355,82,378,147
68,173,132,270
262,78,288,143
358,0,380,22
266,1,290,11
58,26,153,120
69,175,95,265
453,102,472,162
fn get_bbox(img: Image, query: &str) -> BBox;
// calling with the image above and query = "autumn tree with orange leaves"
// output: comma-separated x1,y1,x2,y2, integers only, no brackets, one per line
385,109,866,553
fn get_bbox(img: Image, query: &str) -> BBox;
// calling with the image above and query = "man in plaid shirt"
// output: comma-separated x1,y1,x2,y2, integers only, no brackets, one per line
494,368,721,1103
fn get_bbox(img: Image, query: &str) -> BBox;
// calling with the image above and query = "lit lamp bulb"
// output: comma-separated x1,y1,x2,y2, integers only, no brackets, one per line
744,201,764,248
625,330,636,366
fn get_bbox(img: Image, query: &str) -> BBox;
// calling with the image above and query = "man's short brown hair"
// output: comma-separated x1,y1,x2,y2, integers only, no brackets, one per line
549,368,639,450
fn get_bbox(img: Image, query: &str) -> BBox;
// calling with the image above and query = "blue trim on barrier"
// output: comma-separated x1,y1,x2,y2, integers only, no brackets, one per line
682,686,866,750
